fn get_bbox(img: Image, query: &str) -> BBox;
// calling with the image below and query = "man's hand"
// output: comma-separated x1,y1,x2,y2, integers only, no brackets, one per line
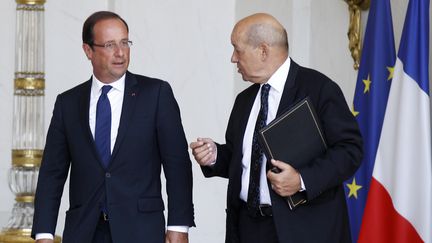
165,230,188,243
267,159,301,196
190,138,217,166
36,240,54,243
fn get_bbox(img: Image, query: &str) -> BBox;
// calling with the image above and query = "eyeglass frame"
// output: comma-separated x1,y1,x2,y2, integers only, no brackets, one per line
91,39,133,51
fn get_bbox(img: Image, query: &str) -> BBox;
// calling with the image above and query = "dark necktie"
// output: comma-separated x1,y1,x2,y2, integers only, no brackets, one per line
95,85,112,168
247,83,270,210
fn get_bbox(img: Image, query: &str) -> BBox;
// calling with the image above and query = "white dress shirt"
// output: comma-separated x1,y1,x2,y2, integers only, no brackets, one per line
89,75,125,151
240,57,291,205
36,74,186,240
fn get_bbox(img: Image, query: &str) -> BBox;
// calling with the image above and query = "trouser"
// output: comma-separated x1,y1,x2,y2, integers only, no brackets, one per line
238,201,279,243
92,213,113,243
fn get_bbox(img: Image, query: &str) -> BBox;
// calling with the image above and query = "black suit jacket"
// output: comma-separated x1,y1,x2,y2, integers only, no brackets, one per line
202,60,362,243
32,71,195,243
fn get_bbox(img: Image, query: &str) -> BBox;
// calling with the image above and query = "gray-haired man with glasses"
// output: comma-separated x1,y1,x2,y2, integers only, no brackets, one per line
32,11,195,243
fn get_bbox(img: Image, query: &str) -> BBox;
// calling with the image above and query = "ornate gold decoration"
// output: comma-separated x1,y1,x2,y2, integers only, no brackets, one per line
16,6,45,11
0,229,61,243
12,149,43,167
345,0,370,70
14,78,45,90
15,196,35,203
15,72,45,76
15,0,46,4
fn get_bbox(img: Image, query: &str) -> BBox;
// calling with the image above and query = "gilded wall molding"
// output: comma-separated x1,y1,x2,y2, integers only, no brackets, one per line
345,0,370,70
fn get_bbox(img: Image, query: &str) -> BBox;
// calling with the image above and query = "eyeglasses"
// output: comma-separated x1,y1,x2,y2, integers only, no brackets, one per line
92,40,133,51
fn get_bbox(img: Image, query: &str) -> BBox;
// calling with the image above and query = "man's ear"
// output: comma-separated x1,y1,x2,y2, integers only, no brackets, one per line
259,43,270,61
82,43,93,60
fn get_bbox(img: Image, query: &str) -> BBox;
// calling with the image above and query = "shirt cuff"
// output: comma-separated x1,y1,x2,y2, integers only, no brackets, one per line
167,226,189,233
299,174,306,191
209,150,218,166
35,233,54,240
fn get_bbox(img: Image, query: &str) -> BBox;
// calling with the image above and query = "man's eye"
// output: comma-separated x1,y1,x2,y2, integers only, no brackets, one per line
106,43,115,49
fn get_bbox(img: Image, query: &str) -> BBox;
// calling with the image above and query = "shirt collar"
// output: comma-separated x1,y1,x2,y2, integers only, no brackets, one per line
264,56,291,93
91,73,126,96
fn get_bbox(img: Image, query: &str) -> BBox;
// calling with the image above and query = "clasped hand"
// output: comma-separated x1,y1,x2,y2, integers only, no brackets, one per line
267,159,302,197
190,138,217,166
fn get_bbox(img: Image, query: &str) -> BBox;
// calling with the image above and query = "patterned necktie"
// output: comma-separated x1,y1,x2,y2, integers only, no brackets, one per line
247,83,271,210
95,85,112,168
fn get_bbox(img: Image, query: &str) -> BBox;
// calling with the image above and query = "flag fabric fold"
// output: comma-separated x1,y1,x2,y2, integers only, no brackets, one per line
344,0,396,242
358,0,431,242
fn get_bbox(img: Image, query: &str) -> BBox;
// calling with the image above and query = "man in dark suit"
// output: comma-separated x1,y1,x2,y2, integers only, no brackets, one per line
190,13,362,243
32,11,195,243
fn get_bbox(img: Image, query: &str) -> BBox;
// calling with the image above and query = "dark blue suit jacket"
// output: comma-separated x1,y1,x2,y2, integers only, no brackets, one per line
202,60,363,243
32,71,195,243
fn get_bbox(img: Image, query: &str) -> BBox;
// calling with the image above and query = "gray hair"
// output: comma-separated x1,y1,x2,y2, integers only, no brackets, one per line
245,23,288,50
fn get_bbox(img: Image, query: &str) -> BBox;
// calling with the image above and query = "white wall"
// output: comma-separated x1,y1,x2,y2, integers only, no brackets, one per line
0,1,429,242
308,1,359,105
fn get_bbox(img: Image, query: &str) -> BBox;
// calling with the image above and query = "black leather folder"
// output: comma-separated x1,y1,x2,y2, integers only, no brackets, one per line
258,97,327,209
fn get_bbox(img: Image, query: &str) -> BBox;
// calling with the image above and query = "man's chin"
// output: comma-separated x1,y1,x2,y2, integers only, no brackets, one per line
112,69,127,76
240,74,249,82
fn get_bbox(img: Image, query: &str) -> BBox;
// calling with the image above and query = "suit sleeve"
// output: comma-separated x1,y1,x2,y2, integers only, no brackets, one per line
32,95,71,238
298,80,363,201
156,81,195,227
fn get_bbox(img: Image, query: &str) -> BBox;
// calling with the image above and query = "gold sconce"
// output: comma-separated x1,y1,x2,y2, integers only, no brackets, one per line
344,0,370,70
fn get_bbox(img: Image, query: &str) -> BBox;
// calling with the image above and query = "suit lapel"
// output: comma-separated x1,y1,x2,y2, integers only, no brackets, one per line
110,71,138,164
79,79,102,162
239,84,260,137
277,60,300,116
233,84,260,188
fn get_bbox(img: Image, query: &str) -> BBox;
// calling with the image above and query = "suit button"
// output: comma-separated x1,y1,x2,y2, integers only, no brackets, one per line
105,172,111,178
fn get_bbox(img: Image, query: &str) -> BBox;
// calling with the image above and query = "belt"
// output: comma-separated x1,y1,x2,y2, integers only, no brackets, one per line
240,201,273,217
100,212,109,222
99,202,109,221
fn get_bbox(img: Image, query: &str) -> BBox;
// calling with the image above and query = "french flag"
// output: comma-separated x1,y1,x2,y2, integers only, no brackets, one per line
358,0,432,242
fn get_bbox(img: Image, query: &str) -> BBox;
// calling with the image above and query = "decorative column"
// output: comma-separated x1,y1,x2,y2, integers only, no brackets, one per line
0,1,60,242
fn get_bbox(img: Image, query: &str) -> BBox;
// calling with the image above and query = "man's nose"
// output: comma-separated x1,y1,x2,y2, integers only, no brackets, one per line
114,45,124,56
231,53,237,63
